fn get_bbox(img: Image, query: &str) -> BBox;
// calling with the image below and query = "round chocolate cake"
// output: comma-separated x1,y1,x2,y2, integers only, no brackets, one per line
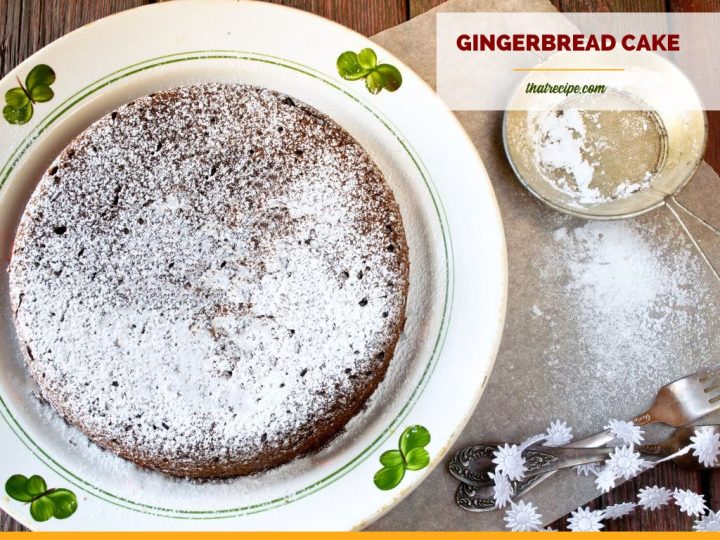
8,84,409,478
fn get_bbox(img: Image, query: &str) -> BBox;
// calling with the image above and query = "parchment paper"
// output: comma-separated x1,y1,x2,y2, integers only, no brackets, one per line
368,0,720,530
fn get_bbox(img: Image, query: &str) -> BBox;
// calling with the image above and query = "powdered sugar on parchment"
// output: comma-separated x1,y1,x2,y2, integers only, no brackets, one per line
553,221,700,336
533,216,719,420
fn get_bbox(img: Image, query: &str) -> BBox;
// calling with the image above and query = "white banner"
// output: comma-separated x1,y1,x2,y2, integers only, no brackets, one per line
437,13,720,111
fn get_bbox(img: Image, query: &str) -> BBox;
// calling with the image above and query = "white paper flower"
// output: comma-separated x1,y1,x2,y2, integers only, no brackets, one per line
575,463,600,477
504,500,542,532
490,472,514,509
605,419,644,445
594,466,617,493
694,510,720,531
567,506,605,532
689,427,720,468
607,445,645,480
673,489,707,517
520,432,548,451
603,502,637,519
544,420,573,447
637,485,673,510
493,443,527,481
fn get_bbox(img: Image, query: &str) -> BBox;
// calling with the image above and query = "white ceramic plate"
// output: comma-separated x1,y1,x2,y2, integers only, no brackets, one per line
0,0,506,531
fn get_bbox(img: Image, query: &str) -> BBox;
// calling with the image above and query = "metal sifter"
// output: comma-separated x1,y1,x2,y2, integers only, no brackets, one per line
503,52,707,220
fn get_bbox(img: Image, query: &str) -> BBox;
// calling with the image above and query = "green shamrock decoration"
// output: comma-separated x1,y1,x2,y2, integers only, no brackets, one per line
3,64,56,125
336,48,402,95
5,474,78,522
373,425,431,490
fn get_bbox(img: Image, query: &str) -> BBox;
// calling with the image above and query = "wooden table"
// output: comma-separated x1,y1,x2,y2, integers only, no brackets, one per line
1,0,719,532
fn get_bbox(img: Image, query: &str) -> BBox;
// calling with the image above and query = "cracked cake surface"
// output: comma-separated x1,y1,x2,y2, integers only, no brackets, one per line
8,83,409,478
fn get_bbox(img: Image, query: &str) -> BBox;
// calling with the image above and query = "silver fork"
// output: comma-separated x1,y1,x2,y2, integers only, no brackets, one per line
453,362,720,511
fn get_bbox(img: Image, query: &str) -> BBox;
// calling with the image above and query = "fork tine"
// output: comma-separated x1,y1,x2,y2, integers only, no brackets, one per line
695,362,720,383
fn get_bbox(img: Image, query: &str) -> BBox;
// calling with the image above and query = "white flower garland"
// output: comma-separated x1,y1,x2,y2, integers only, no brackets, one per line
694,510,720,531
567,507,605,532
593,466,616,494
492,443,528,481
490,471,514,509
607,445,646,480
544,420,574,447
605,419,644,446
492,420,720,531
637,485,673,511
603,502,637,520
674,489,707,518
689,427,720,468
504,501,543,531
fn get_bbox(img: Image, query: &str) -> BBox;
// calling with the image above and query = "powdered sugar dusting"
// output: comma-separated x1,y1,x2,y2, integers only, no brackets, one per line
8,84,409,477
535,216,718,420
533,109,596,199
530,106,664,205
550,220,704,361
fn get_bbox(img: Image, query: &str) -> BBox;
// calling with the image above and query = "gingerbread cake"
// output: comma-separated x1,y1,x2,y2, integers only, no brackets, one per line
8,83,409,478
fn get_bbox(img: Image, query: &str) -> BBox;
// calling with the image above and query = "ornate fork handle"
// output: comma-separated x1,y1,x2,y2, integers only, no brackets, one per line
518,445,613,476
454,358,720,512
449,443,613,486
454,439,641,512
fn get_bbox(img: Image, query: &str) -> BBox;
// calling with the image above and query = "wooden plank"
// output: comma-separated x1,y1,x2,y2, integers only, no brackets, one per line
409,0,563,16
409,0,445,18
0,511,26,532
0,0,148,78
671,0,720,9
561,0,664,10
267,0,407,36
668,0,720,179
0,0,408,80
